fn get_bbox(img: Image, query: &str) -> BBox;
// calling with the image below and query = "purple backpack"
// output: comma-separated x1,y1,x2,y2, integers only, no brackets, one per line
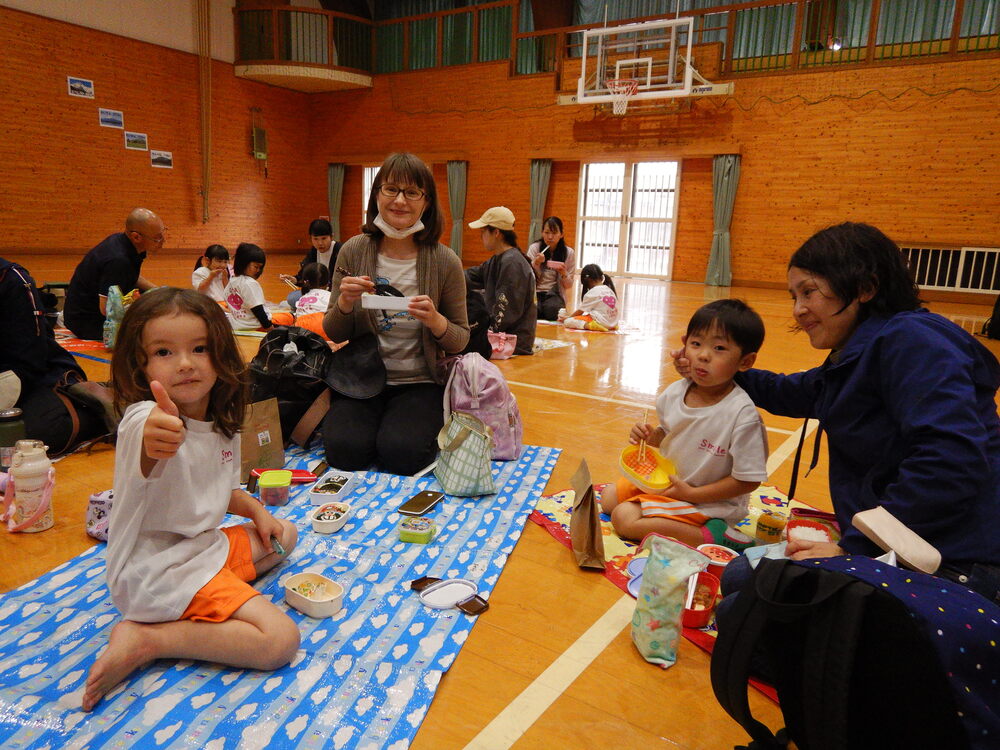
442,353,523,460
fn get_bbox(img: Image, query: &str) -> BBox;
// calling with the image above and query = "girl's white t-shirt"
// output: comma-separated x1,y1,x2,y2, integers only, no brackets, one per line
296,288,331,315
224,275,266,328
106,401,242,623
578,284,619,328
192,266,227,302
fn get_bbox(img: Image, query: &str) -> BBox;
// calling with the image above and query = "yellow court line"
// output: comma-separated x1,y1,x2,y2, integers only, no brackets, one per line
463,595,637,750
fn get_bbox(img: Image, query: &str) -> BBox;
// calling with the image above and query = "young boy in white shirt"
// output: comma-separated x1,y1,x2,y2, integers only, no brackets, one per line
600,299,768,550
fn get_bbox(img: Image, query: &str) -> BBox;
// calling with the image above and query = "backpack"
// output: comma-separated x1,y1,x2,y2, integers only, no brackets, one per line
981,293,1000,339
248,326,332,444
710,555,1000,750
442,353,522,460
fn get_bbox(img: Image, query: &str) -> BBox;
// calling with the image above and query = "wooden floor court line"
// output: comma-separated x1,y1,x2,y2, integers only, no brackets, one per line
463,595,637,750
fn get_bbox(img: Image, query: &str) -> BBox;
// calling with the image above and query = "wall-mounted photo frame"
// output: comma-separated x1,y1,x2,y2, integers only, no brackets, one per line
151,150,173,169
124,131,148,151
67,76,94,98
99,108,123,128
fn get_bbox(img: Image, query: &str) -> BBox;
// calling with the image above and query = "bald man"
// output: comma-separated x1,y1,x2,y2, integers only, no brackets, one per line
64,208,164,340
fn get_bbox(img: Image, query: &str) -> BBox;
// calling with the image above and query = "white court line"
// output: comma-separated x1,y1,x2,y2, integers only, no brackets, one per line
507,381,797,436
766,418,818,477
463,595,636,750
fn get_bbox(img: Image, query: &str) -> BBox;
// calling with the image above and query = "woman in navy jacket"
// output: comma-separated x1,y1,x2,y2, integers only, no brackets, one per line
685,223,1000,602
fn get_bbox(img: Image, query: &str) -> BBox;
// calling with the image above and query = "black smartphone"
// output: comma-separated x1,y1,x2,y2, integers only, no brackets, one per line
398,490,444,516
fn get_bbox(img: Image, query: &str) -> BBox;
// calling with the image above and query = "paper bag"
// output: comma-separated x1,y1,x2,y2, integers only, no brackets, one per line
569,459,605,569
240,398,285,483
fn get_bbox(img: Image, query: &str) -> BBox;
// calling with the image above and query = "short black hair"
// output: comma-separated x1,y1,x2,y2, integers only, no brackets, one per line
686,299,765,355
789,222,922,319
233,242,266,276
309,219,333,237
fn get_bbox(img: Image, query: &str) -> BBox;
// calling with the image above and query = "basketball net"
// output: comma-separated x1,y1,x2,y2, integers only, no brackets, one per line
606,78,639,115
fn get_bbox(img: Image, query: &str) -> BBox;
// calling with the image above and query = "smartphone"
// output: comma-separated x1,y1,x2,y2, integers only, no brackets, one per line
398,490,444,517
311,460,329,476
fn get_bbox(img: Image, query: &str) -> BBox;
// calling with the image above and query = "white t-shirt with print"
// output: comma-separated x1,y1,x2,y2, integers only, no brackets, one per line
192,266,227,302
374,255,429,384
655,378,769,524
106,401,242,623
578,284,619,328
224,274,266,329
296,288,331,315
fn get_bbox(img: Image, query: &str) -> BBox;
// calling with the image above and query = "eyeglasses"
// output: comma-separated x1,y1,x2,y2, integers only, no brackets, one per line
379,184,425,201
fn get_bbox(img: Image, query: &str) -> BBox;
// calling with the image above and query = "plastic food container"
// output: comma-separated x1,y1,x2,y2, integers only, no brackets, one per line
311,502,351,533
618,444,676,493
681,570,721,629
398,516,435,544
309,470,357,505
756,509,788,544
284,572,343,618
697,543,738,580
258,470,293,506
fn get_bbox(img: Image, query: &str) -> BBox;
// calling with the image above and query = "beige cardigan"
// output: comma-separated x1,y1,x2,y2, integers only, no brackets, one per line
322,234,470,384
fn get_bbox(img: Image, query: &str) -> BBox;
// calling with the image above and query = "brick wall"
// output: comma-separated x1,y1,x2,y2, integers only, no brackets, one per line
4,5,998,290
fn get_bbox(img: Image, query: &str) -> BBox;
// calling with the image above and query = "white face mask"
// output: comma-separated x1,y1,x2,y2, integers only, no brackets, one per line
374,212,424,240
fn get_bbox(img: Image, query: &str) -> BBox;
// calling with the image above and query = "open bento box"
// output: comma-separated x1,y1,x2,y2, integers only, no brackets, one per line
310,502,352,533
619,444,676,493
284,572,344,618
309,470,357,505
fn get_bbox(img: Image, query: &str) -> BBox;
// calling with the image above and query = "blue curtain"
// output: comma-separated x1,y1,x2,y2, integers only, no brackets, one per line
447,161,468,257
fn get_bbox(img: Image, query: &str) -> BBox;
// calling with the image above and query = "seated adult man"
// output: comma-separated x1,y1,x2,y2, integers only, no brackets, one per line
0,257,110,453
63,208,163,340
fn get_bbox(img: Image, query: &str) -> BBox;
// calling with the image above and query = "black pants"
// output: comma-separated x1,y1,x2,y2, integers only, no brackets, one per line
20,385,105,455
536,290,564,322
321,382,445,476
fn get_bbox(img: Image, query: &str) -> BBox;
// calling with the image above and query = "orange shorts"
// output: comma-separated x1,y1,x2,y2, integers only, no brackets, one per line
614,477,710,526
180,526,261,623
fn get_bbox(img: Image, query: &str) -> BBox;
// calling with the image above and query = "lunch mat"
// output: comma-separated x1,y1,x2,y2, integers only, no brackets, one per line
0,442,559,749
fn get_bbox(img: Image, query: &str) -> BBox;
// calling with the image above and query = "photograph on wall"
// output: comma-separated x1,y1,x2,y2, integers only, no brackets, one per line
124,131,148,151
150,150,173,169
99,108,123,128
67,76,94,98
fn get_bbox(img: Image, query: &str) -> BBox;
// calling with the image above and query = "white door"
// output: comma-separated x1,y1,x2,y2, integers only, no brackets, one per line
577,160,680,278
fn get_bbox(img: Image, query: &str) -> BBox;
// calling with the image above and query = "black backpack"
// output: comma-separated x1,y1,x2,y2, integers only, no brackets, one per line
248,326,332,444
710,556,998,750
982,294,1000,339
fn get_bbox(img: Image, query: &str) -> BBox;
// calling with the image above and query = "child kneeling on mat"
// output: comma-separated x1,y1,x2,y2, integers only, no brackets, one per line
83,287,299,712
600,299,767,551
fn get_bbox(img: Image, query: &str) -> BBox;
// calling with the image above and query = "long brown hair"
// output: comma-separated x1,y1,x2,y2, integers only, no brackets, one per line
111,287,248,438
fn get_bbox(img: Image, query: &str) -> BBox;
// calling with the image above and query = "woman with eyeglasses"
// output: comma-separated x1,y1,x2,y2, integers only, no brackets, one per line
322,152,469,476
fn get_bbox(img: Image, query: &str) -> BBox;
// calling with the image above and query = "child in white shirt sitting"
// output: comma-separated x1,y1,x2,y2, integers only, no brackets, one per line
223,243,272,330
562,263,619,331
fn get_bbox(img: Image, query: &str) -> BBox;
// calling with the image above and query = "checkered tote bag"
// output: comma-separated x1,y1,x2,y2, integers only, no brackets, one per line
434,411,495,496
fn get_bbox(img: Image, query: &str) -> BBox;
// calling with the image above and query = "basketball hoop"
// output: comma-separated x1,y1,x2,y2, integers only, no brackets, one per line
606,78,638,115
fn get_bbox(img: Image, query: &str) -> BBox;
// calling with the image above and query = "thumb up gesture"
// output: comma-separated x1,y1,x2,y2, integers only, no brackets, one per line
143,380,186,461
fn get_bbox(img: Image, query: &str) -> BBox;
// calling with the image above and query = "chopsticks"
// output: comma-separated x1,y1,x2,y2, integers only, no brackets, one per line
639,409,648,463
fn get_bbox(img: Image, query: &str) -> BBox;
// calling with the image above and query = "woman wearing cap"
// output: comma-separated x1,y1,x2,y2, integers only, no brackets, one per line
526,216,576,321
464,207,537,355
322,153,469,475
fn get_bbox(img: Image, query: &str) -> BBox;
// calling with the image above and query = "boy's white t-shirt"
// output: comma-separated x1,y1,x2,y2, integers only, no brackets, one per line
105,401,242,623
192,266,227,302
578,284,619,328
224,275,266,329
655,378,769,524
296,288,331,315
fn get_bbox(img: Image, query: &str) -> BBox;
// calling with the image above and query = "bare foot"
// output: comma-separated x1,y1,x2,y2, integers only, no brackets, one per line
82,621,157,711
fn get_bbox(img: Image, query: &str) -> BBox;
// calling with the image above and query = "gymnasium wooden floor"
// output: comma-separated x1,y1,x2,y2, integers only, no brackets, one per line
4,251,999,749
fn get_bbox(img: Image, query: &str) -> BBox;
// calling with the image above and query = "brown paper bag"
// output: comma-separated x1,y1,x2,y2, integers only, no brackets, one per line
569,459,606,569
240,398,285,482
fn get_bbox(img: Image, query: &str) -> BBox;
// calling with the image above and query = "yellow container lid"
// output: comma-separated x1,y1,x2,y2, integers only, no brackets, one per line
258,469,293,488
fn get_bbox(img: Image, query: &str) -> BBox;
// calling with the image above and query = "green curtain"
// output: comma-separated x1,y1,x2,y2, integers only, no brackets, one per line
327,163,345,241
447,160,468,258
528,159,552,243
705,154,740,287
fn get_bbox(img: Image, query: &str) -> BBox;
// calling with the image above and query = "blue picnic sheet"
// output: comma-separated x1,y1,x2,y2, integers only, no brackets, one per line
0,443,559,749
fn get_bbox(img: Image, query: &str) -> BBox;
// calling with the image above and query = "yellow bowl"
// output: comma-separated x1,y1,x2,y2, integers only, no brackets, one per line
619,444,676,493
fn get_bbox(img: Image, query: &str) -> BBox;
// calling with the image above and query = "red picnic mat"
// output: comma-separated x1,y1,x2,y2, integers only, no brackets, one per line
528,483,822,702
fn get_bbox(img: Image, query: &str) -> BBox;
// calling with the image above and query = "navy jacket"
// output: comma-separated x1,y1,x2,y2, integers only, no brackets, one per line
738,309,1000,568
